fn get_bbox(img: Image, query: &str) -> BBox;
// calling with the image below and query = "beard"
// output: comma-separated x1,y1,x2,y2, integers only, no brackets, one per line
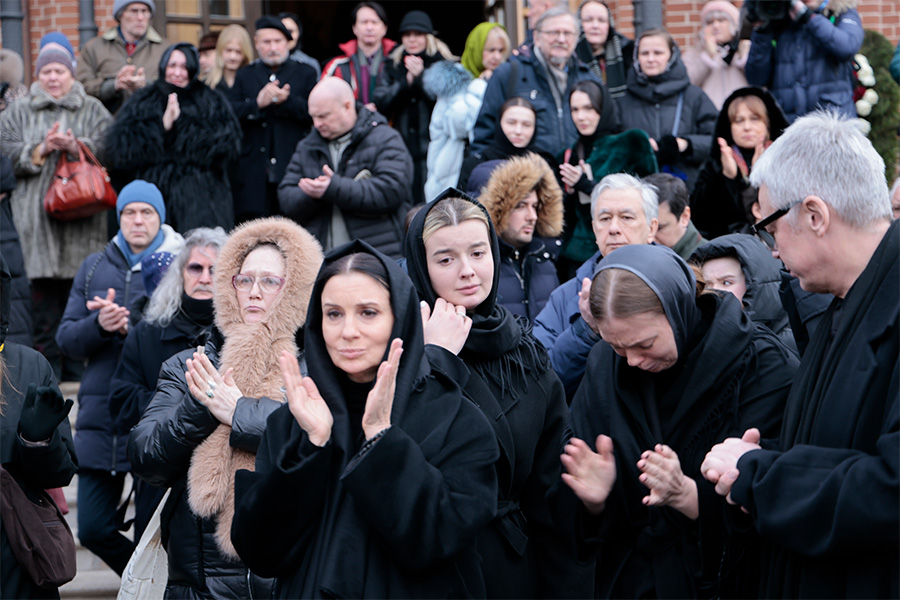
261,52,288,67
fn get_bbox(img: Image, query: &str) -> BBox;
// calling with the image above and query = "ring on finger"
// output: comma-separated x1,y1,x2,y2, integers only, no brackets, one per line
206,388,214,398
207,379,216,389
456,309,466,317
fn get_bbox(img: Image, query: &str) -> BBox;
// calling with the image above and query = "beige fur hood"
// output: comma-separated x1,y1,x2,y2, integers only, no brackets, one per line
823,0,857,16
188,217,323,559
478,153,564,239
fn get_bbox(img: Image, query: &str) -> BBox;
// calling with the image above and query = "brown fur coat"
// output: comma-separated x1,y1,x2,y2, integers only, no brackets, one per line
477,152,564,239
187,217,323,559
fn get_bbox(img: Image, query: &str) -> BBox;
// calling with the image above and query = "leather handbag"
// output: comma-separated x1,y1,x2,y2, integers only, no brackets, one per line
43,140,117,221
0,465,77,589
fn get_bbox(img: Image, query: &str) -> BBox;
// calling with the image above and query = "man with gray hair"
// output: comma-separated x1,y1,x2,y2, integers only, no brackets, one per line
535,172,658,398
108,227,227,540
701,111,899,597
472,6,601,157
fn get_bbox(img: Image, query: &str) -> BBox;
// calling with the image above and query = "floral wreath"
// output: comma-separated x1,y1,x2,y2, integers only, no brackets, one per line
853,53,878,136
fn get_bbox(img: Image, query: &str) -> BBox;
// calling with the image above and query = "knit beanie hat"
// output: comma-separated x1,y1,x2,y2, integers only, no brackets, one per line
35,34,76,76
114,0,156,20
117,180,166,223
398,11,433,35
701,0,740,27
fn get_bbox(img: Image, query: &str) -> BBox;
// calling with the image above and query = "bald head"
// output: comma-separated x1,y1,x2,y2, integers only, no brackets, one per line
308,77,358,140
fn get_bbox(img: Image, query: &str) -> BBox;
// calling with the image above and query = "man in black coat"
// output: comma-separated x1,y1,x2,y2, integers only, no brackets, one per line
702,111,899,597
278,77,413,260
226,16,316,223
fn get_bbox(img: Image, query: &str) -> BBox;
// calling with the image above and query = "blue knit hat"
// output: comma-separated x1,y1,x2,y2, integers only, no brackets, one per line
39,32,75,56
35,33,76,76
117,180,166,223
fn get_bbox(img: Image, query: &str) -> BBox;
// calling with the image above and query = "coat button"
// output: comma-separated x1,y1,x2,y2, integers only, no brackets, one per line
262,122,267,127
270,157,277,164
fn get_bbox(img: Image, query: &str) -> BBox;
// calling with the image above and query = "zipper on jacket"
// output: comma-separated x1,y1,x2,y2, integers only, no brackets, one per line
110,434,117,475
246,569,254,599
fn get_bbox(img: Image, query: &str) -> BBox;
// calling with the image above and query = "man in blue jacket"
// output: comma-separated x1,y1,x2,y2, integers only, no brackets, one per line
744,0,862,122
56,181,183,575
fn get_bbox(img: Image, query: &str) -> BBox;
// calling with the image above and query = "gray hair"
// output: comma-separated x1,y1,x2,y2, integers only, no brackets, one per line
749,111,891,229
890,177,900,200
591,173,659,226
534,6,581,38
143,227,228,327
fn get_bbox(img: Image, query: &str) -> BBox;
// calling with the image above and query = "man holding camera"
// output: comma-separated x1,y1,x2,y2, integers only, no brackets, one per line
744,0,862,123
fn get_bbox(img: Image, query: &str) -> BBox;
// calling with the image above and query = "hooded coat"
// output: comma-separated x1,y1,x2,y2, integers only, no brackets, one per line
373,47,447,205
690,87,790,239
616,45,718,190
231,240,499,598
730,219,899,598
0,155,32,346
128,217,323,599
744,0,862,122
423,61,486,201
564,244,798,598
405,192,579,598
690,233,795,352
278,105,413,259
478,153,564,321
104,43,242,233
0,81,112,280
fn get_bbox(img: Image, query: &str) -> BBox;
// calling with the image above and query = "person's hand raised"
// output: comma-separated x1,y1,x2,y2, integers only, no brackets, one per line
361,338,403,439
280,351,333,446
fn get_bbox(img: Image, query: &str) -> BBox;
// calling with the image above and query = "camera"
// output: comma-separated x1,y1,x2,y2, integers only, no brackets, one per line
743,0,790,27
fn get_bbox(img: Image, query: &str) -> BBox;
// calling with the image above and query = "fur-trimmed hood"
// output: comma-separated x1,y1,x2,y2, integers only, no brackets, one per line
188,217,323,560
423,60,473,99
821,0,856,16
477,153,564,238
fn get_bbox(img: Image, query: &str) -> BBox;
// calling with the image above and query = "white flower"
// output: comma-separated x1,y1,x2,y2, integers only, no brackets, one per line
860,72,876,87
856,99,872,117
855,118,871,136
855,54,870,69
863,89,879,105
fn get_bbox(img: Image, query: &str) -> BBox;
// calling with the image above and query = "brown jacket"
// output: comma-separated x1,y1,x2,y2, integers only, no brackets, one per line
76,26,170,114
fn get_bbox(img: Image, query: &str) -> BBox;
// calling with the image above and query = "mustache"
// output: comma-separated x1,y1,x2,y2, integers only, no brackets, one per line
190,285,214,293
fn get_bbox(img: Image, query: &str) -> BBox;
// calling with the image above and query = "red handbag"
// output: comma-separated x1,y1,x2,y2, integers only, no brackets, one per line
43,140,117,221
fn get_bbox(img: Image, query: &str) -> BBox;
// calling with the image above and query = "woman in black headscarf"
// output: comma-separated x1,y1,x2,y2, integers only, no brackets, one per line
558,243,798,598
104,42,241,232
231,240,499,598
404,191,578,598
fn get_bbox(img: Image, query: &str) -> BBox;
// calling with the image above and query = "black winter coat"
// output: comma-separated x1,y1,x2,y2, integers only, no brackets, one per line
225,59,316,220
616,47,717,191
104,79,241,233
691,87,790,239
0,184,32,346
731,219,900,597
566,292,798,598
278,106,413,259
127,337,277,599
0,343,78,600
496,237,560,322
373,51,445,204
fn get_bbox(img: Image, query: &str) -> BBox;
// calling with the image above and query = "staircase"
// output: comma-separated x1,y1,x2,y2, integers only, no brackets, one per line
57,381,128,600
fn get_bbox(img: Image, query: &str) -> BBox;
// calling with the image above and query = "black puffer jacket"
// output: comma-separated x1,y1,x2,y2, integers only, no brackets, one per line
616,46,717,190
278,106,413,259
0,155,31,346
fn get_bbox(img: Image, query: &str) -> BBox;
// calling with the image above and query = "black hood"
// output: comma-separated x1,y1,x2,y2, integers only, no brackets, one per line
627,43,690,102
711,86,790,162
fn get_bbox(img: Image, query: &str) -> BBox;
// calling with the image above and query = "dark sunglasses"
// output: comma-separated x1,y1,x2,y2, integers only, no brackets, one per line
186,263,214,276
750,198,803,250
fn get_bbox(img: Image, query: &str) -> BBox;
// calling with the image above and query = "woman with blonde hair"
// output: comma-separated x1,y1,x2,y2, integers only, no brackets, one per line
205,24,253,91
373,10,454,204
682,1,749,109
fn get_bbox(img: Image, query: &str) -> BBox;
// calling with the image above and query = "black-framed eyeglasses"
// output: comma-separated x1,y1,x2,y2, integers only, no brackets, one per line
750,198,803,250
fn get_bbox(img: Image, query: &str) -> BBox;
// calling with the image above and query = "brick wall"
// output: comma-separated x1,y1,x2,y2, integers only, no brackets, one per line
24,0,117,77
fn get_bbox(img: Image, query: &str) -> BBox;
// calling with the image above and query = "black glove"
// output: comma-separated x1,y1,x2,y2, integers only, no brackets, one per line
656,135,681,166
18,383,74,442
789,0,812,24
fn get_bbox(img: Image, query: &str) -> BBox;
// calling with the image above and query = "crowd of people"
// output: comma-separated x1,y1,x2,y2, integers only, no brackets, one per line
1,0,898,598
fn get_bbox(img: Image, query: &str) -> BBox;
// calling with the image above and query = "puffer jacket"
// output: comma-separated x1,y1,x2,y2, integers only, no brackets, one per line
690,233,796,353
278,106,413,259
472,44,601,157
744,0,862,122
128,218,323,599
56,226,182,472
616,46,718,190
423,61,486,202
477,153,564,321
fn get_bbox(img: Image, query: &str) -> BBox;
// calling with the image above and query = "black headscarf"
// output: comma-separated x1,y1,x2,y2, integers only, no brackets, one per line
156,42,200,95
568,79,623,163
304,239,431,451
405,189,546,395
595,243,702,359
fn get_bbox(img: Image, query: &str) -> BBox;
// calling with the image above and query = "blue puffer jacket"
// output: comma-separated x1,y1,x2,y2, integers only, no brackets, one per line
472,44,601,156
745,1,862,122
533,250,602,400
56,226,183,472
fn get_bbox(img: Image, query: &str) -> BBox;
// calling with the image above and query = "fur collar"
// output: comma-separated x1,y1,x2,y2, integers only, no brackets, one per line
187,217,323,559
822,0,856,16
477,153,564,239
28,81,86,111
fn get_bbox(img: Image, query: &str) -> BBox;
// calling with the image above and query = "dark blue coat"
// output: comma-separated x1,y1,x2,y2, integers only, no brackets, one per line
56,228,181,472
745,7,863,122
496,237,560,322
472,45,601,157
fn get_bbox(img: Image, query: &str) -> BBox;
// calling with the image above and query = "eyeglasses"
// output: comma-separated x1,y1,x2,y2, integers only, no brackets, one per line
186,263,214,277
539,29,576,40
232,274,285,293
750,198,803,250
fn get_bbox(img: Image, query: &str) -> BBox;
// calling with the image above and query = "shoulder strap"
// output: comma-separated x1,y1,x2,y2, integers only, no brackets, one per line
671,91,685,138
506,59,519,100
83,248,108,302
